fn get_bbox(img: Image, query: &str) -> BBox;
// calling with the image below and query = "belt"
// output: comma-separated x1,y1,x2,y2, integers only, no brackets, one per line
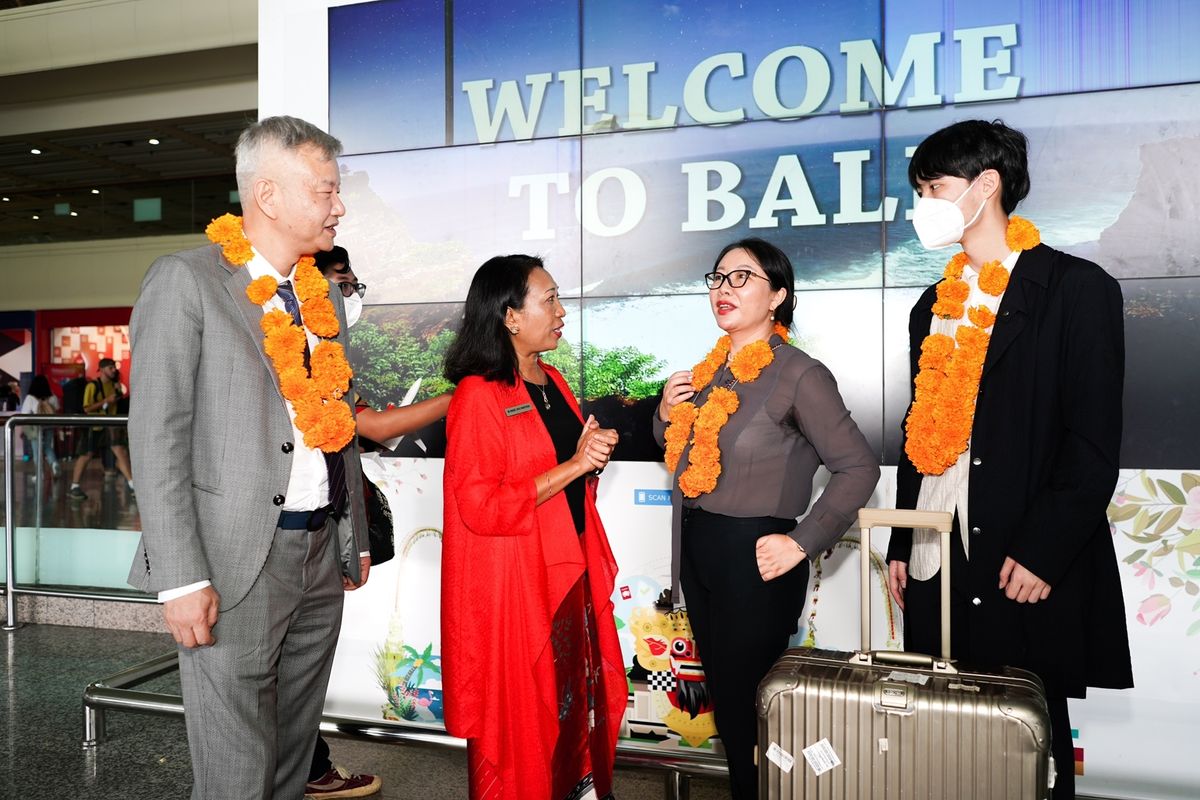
278,504,336,531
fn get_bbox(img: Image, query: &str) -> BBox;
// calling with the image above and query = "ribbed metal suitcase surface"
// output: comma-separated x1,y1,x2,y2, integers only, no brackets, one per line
757,649,1052,799
756,509,1053,799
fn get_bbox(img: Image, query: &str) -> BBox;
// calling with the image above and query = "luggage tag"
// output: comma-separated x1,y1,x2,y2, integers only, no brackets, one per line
885,670,930,686
801,738,842,776
765,742,795,773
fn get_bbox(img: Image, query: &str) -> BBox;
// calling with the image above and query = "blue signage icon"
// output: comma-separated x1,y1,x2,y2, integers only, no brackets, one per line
634,489,672,506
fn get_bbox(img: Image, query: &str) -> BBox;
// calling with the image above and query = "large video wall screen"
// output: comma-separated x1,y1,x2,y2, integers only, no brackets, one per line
329,0,1200,468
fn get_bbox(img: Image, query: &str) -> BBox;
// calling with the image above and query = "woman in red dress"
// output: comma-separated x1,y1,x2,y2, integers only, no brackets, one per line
441,254,628,800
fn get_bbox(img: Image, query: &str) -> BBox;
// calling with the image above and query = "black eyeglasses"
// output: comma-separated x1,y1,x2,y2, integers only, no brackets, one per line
703,270,771,290
337,281,367,298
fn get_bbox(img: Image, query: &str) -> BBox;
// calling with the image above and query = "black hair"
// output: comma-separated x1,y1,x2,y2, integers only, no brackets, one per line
28,374,52,400
443,254,545,385
314,245,350,275
712,237,795,329
98,357,116,369
907,119,1030,214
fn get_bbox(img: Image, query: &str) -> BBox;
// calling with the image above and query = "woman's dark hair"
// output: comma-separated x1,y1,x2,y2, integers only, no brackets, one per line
907,119,1030,214
28,374,52,400
712,237,795,329
444,254,545,385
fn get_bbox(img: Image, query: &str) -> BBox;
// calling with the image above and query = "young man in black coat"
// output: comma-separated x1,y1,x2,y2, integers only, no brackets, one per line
887,119,1133,800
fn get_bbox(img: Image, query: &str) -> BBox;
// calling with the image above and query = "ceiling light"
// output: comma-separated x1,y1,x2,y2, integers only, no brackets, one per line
1,197,8,202
32,214,39,220
30,148,41,155
91,189,100,195
70,211,79,217
148,138,160,145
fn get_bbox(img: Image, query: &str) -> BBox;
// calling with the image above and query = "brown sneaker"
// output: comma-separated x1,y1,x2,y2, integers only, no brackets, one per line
304,765,382,798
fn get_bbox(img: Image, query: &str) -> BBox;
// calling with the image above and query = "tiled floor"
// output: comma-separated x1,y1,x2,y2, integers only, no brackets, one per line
0,624,732,799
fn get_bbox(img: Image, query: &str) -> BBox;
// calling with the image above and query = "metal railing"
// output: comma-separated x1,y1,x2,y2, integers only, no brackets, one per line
2,413,726,796
2,413,153,631
82,652,728,800
5,412,725,795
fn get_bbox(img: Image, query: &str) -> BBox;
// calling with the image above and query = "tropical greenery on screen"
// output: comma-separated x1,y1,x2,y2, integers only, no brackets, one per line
349,318,666,407
350,319,456,406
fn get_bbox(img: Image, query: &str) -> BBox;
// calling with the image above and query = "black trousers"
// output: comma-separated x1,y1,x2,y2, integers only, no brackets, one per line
308,734,331,782
904,534,1076,800
680,507,809,800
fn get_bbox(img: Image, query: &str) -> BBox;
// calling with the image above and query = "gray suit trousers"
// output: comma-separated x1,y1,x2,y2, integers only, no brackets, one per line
177,522,344,800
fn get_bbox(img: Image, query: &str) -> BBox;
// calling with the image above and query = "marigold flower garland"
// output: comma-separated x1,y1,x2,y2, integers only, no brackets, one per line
665,321,789,497
205,213,355,453
904,215,1040,476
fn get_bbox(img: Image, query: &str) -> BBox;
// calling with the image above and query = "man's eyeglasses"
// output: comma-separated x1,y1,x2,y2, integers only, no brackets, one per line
703,270,771,290
337,281,367,298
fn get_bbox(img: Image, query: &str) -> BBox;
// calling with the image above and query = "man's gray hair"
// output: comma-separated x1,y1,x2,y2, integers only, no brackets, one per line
234,116,343,197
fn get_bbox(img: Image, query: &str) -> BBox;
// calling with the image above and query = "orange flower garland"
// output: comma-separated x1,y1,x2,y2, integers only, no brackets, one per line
205,214,253,266
978,260,1011,296
246,275,278,306
730,337,777,382
904,215,1040,476
1005,215,1040,251
665,322,789,497
930,252,971,319
663,402,698,476
206,213,355,453
677,387,739,497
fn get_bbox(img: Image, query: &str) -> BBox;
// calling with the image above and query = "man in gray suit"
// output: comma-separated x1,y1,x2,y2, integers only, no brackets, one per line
127,116,370,799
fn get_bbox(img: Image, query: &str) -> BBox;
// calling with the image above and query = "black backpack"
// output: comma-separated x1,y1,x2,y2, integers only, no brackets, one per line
61,377,89,414
62,377,106,414
364,479,395,565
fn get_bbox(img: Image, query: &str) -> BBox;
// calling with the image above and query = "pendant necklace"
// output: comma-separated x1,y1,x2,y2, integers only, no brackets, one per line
525,373,550,409
533,380,550,410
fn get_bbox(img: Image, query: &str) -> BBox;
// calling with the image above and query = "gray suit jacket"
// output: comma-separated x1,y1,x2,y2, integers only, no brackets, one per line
126,243,368,609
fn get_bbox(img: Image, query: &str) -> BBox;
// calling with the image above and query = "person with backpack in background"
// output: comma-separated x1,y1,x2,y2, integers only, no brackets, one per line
20,374,61,480
68,358,135,500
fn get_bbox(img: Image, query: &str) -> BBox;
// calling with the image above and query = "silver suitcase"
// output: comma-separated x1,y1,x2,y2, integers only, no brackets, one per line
757,508,1054,799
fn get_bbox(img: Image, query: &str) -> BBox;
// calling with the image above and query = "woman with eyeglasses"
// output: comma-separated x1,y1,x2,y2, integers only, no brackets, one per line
652,237,879,799
441,254,628,800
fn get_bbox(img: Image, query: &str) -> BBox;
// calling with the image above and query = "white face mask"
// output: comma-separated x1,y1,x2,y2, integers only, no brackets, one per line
911,176,986,250
343,291,363,328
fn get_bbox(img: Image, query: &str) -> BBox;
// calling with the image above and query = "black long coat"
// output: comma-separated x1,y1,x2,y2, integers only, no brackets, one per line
888,243,1134,698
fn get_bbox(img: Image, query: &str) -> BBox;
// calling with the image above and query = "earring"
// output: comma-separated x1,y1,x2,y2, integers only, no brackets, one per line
508,326,519,335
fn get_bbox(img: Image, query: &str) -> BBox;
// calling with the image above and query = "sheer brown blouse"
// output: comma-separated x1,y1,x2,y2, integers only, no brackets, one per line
653,341,880,581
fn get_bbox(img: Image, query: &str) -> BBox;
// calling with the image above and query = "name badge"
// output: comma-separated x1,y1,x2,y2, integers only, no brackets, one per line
505,402,533,417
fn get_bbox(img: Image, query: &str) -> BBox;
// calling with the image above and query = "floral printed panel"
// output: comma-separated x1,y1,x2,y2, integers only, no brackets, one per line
1109,469,1200,638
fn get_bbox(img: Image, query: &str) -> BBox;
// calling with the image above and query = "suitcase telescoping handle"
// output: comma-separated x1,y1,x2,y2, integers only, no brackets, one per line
853,508,955,672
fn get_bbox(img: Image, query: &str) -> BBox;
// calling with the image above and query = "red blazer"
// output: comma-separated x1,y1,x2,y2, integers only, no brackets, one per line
441,363,627,799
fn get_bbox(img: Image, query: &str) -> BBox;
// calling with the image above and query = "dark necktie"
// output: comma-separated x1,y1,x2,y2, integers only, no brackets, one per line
276,281,348,517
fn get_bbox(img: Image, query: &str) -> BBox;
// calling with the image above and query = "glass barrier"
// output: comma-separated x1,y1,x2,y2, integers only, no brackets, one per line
2,414,149,600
